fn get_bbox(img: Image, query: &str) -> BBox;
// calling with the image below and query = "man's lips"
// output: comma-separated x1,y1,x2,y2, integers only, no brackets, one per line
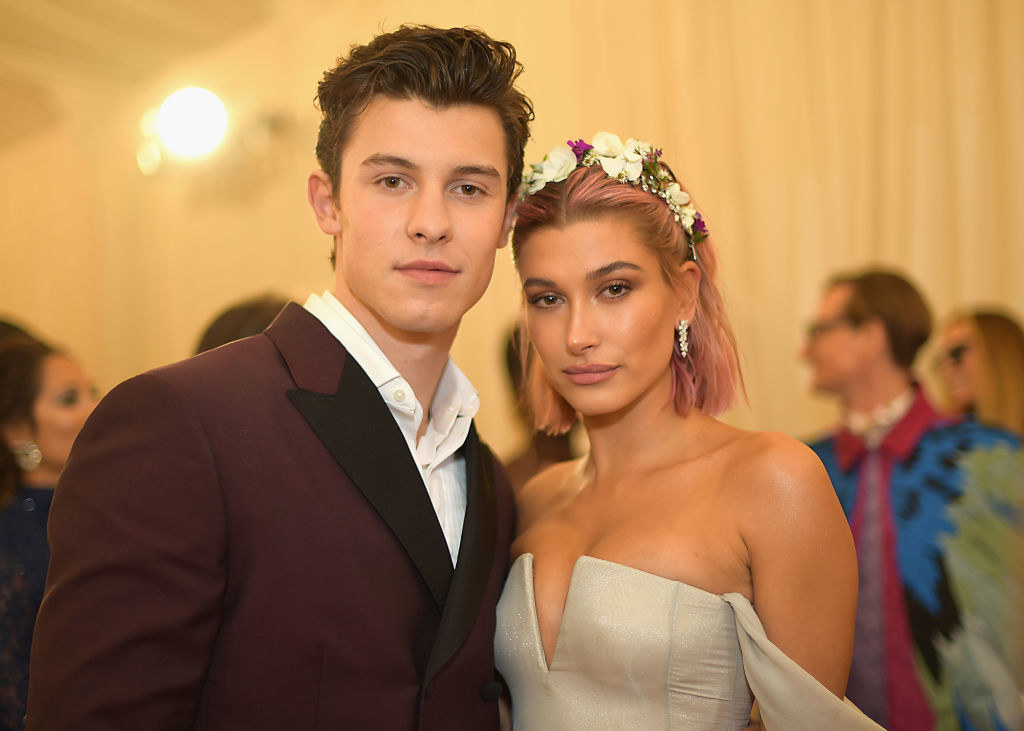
395,260,459,284
563,363,619,385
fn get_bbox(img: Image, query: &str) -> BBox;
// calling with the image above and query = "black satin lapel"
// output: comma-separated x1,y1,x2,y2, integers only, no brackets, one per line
287,361,453,610
424,424,498,683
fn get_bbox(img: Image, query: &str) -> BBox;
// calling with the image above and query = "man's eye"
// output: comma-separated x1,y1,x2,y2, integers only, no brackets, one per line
381,176,403,189
459,184,480,196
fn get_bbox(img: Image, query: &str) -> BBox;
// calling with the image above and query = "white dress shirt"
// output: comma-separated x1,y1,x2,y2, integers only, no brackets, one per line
304,291,479,565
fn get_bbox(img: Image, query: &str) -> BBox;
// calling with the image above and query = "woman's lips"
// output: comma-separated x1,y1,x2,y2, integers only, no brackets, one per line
563,364,619,385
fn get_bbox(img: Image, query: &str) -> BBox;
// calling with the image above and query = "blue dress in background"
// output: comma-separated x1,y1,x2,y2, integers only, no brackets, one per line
0,485,54,731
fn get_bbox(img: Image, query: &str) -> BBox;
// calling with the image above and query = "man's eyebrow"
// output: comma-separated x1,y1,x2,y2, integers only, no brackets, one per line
453,164,502,179
587,261,641,280
360,155,501,180
361,154,418,170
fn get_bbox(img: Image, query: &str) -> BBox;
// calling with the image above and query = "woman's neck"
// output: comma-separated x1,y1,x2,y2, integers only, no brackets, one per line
21,468,60,488
581,385,709,487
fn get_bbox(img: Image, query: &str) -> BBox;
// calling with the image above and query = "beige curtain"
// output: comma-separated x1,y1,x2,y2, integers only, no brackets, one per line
1,0,1021,458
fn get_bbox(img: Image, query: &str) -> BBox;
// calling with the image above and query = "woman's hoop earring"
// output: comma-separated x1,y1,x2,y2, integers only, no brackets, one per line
677,319,690,359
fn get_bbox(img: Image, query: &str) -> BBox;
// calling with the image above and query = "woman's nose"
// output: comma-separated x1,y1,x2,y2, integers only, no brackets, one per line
566,307,599,355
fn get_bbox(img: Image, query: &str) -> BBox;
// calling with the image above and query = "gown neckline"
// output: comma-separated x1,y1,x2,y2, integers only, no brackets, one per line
511,552,742,673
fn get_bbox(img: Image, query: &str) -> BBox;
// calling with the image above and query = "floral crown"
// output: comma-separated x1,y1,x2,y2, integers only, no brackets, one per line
519,132,708,260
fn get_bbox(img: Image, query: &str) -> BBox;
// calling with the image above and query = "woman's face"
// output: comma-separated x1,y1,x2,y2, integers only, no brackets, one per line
936,319,980,412
25,354,97,484
517,216,687,423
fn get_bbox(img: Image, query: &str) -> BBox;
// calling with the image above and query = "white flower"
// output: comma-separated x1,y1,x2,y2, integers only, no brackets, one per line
598,155,626,179
541,145,577,183
526,177,546,195
622,139,646,162
622,158,643,182
617,139,647,182
591,131,624,158
665,182,690,207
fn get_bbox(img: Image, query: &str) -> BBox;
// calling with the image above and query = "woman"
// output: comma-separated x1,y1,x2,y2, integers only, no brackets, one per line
0,335,97,729
935,309,1024,435
495,134,879,729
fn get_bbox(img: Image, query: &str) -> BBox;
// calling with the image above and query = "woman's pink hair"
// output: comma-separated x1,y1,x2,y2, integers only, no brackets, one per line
511,164,743,434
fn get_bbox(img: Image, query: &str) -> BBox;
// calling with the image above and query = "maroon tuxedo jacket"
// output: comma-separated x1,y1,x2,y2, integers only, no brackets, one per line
27,304,515,730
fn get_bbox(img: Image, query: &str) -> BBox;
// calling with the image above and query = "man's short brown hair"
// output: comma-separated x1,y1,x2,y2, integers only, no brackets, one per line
830,269,932,370
314,25,533,200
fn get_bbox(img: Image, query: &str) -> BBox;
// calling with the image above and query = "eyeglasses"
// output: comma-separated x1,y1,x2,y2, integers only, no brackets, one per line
805,317,851,340
934,342,970,368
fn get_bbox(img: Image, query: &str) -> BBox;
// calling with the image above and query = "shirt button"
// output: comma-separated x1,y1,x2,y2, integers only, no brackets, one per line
22,497,36,512
394,389,406,403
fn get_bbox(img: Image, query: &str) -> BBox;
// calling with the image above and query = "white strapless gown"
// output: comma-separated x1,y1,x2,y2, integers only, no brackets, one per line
495,553,883,730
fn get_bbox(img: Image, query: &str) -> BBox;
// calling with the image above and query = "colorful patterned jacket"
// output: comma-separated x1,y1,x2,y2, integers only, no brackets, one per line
808,389,1022,731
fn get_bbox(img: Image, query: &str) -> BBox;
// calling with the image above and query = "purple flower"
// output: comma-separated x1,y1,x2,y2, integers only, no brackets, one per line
645,148,663,162
692,213,708,242
567,139,593,164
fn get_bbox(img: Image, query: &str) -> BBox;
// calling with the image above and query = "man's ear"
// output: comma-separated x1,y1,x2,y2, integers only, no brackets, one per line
308,170,342,235
498,197,517,249
860,318,890,360
673,261,701,321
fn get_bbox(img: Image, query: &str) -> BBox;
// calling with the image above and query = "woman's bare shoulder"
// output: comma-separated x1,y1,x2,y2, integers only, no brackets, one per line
716,428,839,524
727,429,831,491
515,458,585,535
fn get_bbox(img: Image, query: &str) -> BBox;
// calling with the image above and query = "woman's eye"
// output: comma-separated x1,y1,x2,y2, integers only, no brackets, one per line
529,293,561,308
603,281,631,297
57,389,80,407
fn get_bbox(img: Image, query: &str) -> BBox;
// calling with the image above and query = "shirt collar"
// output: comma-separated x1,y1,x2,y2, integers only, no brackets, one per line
835,385,946,471
303,290,402,390
841,385,916,448
303,291,480,445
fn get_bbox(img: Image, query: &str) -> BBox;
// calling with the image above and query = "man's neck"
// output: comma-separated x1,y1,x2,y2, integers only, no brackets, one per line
383,337,454,440
334,291,457,439
840,361,913,415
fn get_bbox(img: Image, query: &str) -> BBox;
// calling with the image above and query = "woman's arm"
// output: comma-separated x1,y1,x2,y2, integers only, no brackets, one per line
738,433,858,697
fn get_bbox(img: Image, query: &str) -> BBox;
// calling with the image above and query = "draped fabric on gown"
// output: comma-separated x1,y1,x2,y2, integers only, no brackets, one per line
495,553,883,730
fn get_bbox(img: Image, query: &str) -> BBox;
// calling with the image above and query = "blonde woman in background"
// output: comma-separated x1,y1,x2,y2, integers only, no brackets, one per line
936,309,1024,435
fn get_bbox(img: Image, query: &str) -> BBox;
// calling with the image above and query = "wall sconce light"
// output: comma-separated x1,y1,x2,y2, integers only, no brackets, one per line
137,86,228,175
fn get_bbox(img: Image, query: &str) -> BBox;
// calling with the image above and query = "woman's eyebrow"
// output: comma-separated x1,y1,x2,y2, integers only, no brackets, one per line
587,261,641,280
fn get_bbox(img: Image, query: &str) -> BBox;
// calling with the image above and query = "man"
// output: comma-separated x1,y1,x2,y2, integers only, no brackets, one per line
802,269,1022,730
27,25,533,730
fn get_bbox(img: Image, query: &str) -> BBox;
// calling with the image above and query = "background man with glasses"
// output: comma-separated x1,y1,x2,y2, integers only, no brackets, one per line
801,269,1022,731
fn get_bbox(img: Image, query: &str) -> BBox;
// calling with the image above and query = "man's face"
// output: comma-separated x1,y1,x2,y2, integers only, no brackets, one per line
802,284,869,394
320,96,511,346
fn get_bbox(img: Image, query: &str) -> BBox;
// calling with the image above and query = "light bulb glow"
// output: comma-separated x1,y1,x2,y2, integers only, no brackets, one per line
156,87,227,157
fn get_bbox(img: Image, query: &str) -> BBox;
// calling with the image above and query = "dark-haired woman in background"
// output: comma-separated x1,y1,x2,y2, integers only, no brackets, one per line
0,336,96,729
